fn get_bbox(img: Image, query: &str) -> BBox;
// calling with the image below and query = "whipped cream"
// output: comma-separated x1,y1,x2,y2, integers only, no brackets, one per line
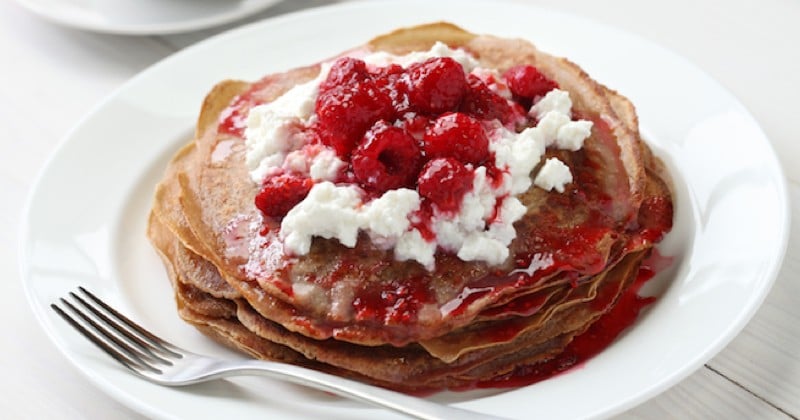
244,45,593,269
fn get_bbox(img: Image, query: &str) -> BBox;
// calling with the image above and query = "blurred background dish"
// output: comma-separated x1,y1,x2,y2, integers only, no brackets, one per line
13,0,281,35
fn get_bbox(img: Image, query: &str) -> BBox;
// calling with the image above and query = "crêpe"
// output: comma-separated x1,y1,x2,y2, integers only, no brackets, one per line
147,22,674,392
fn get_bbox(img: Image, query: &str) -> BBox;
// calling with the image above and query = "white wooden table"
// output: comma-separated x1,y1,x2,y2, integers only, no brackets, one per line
2,0,798,418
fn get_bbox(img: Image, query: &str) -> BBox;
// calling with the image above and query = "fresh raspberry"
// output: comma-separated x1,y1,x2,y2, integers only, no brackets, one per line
417,158,474,213
399,114,430,141
351,121,421,193
319,57,369,93
405,57,467,114
254,174,314,219
372,64,411,114
315,80,394,157
459,74,517,124
503,65,558,99
423,112,489,165
369,63,404,80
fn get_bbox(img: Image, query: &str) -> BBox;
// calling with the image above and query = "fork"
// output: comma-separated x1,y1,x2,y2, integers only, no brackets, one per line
51,287,504,420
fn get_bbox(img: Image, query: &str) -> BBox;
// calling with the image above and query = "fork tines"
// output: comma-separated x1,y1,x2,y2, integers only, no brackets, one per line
51,287,181,374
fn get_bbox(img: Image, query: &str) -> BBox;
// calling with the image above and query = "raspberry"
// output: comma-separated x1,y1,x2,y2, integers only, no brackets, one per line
320,57,369,93
417,158,474,213
503,65,558,99
315,80,394,157
351,121,421,193
254,174,314,219
405,57,467,114
423,112,489,165
459,74,516,124
372,64,411,113
370,63,404,80
399,114,430,141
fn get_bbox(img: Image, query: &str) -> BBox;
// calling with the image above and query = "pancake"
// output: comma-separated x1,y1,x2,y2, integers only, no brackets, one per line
151,205,645,388
147,22,674,393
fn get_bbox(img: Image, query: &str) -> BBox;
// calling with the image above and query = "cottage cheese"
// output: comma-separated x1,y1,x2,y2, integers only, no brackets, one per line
244,65,331,182
362,41,480,72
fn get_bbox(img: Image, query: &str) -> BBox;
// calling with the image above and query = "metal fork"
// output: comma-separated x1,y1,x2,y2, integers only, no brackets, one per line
51,287,503,420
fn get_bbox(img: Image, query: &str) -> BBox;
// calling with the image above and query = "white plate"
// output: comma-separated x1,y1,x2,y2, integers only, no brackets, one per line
20,1,790,419
14,0,280,35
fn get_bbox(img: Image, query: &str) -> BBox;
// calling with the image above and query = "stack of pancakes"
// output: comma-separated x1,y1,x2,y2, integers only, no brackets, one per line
147,23,673,393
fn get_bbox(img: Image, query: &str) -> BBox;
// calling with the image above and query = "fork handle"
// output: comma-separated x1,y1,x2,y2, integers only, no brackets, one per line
210,359,507,420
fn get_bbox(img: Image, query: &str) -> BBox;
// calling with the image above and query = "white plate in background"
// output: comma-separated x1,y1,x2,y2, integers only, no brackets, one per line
14,0,280,35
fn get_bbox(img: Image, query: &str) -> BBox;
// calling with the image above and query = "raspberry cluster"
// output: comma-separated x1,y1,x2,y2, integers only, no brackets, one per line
254,54,558,219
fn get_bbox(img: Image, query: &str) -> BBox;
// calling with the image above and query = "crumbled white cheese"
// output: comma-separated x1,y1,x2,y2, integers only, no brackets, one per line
427,168,524,266
458,234,508,264
362,41,480,72
529,89,593,151
556,120,593,151
308,149,346,181
491,125,547,195
283,150,309,174
395,229,436,269
536,111,572,147
281,184,422,257
530,89,573,117
534,158,573,193
245,66,330,182
456,194,527,265
362,189,420,241
281,182,363,254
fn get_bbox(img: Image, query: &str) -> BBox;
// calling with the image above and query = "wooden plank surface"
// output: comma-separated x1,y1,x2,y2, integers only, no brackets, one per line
622,367,793,420
706,181,800,418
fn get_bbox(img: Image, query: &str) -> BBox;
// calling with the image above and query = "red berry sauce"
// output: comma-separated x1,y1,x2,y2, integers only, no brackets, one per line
352,277,434,325
218,78,274,138
469,252,665,390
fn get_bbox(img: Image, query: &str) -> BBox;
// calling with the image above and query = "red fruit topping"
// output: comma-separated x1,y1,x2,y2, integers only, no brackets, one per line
373,64,411,113
218,94,250,137
352,278,433,324
637,195,674,243
400,114,431,141
503,65,558,99
320,57,369,92
370,63,404,79
315,80,394,157
351,121,421,193
460,74,516,124
423,112,489,165
405,57,467,114
418,158,475,213
255,174,314,219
